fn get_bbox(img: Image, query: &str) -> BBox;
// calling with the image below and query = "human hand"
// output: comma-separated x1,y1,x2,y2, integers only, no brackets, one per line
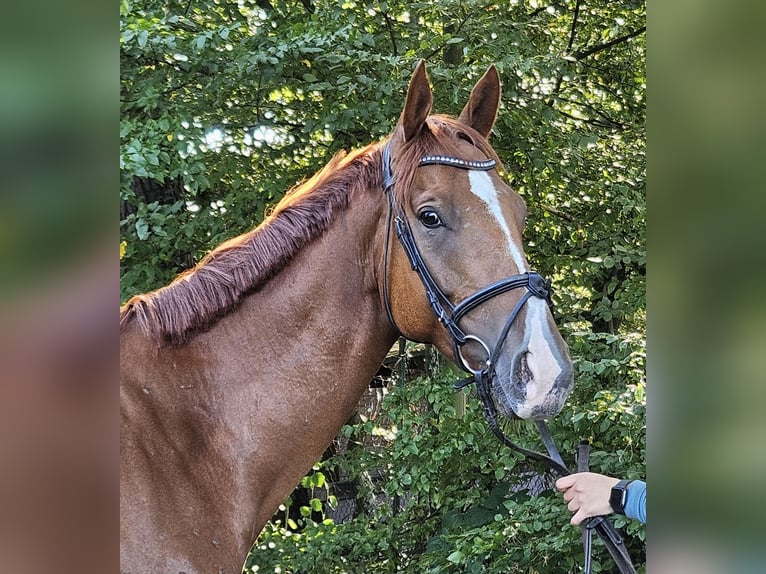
555,472,620,526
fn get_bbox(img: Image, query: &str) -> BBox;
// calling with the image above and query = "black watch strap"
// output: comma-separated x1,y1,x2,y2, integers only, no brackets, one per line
609,479,633,515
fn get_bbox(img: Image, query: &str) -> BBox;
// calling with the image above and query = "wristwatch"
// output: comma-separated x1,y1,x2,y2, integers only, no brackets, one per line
609,479,634,514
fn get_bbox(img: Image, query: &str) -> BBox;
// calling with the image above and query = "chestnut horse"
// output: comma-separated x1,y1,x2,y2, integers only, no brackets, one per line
120,62,574,573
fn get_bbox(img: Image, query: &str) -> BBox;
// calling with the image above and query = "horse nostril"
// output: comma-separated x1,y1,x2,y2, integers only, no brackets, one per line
516,351,533,384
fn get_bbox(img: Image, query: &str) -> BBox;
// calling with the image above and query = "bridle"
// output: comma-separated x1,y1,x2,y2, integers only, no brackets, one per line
379,140,637,574
380,139,569,470
381,141,553,384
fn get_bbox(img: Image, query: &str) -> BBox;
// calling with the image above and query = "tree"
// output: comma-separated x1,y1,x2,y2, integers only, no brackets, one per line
121,0,645,571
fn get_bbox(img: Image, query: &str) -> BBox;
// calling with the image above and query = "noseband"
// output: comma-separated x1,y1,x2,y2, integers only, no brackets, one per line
379,141,636,574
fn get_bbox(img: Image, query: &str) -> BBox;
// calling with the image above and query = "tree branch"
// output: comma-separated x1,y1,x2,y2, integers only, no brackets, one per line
545,0,581,107
382,11,398,57
527,1,566,19
553,106,624,130
566,0,581,54
297,0,315,14
574,25,646,60
423,14,470,62
543,205,575,222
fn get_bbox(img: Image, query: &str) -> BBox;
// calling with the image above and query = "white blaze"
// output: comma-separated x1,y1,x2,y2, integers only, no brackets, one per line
467,170,562,416
514,299,563,418
467,171,528,272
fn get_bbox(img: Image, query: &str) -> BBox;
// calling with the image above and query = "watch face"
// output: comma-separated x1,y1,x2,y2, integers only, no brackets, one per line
609,490,619,512
610,481,629,514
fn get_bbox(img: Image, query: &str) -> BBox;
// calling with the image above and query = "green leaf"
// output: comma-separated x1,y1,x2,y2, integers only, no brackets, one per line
135,218,149,240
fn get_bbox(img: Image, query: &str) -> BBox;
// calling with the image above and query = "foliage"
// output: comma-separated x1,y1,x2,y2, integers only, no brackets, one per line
121,0,645,572
246,345,645,573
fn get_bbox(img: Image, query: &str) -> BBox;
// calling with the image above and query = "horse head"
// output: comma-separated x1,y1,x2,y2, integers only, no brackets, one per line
382,61,574,420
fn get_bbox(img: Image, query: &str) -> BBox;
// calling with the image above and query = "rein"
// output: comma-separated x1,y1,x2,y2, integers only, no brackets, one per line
380,140,636,574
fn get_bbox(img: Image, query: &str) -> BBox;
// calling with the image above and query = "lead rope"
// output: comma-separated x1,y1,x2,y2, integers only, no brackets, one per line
577,441,595,574
466,372,637,574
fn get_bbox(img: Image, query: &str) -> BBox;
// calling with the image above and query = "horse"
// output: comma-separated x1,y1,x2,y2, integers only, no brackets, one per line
120,61,574,574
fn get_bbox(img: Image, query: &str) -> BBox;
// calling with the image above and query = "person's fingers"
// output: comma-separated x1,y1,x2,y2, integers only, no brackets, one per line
571,508,587,526
555,475,576,491
568,499,579,512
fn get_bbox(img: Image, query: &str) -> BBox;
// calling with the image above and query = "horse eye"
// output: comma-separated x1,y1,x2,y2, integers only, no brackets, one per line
418,209,443,228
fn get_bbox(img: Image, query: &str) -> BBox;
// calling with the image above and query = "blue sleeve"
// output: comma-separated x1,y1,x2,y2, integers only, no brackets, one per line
624,480,646,523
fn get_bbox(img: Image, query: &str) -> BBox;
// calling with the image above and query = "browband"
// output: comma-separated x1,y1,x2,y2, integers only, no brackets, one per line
419,155,496,170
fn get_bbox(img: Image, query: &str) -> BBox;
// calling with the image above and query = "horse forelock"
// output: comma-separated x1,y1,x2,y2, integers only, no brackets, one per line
390,115,503,206
120,144,382,345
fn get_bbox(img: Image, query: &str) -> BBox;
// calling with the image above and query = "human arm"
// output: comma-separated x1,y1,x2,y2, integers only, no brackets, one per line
555,473,646,525
623,479,646,523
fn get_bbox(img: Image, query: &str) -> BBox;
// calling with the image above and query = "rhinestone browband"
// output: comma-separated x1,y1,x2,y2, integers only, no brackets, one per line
419,155,497,170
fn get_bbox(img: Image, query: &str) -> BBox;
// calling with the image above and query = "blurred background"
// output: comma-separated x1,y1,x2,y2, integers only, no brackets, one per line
650,1,766,571
0,1,116,572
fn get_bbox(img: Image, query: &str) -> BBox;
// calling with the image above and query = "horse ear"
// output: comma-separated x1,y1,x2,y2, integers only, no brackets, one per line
399,60,433,142
458,65,501,139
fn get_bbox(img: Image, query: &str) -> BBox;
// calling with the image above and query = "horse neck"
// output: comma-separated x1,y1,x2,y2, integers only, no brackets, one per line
188,183,396,532
120,180,399,572
225,189,396,408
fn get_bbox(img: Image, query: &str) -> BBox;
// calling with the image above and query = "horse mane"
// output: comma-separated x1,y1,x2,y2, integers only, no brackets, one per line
120,143,382,344
120,115,499,345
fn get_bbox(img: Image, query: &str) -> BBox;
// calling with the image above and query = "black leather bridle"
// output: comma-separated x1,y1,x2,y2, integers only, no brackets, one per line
379,140,637,574
381,141,553,378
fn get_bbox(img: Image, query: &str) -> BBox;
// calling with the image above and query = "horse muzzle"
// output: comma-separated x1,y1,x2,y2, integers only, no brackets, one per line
492,337,574,420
